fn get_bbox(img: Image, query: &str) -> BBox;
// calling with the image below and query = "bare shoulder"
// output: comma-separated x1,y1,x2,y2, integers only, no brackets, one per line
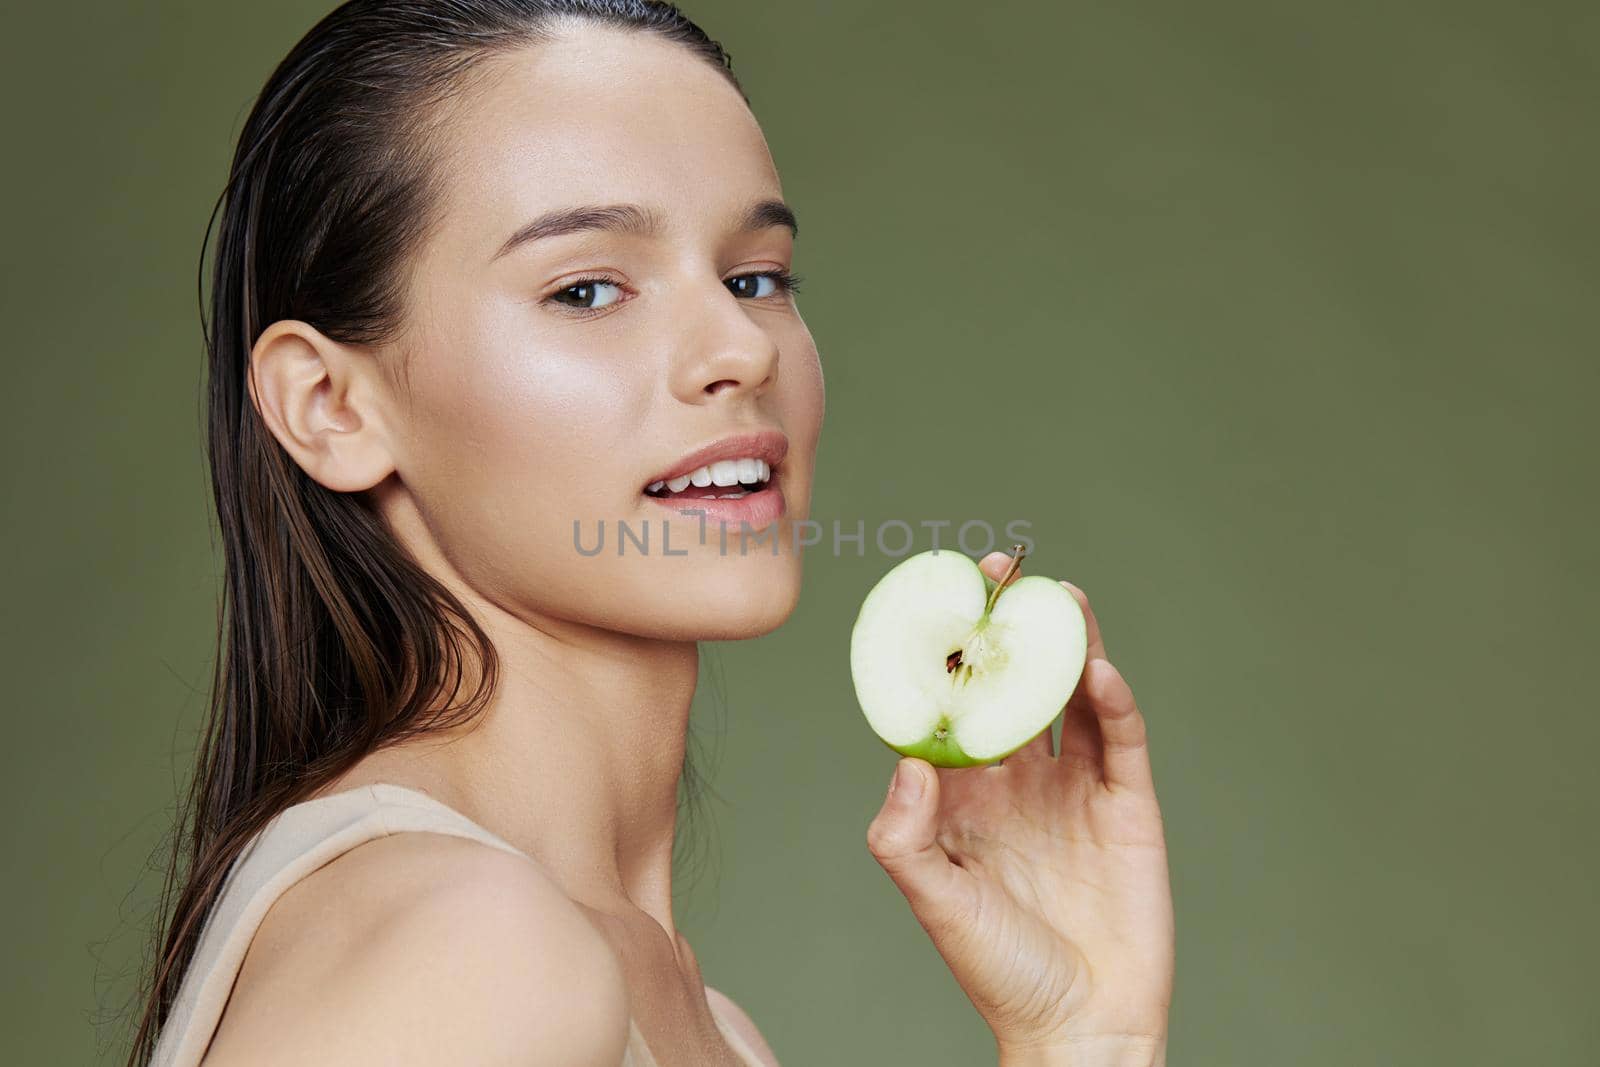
705,985,782,1067
202,832,629,1066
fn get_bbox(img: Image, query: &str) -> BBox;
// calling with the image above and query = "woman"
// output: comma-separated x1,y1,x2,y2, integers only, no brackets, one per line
127,2,1175,1064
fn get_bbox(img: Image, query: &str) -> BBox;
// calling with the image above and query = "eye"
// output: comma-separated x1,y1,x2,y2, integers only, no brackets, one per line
547,277,625,311
727,269,804,300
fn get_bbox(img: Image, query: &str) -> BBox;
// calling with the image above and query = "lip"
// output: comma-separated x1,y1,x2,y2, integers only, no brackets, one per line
644,480,787,532
642,429,790,488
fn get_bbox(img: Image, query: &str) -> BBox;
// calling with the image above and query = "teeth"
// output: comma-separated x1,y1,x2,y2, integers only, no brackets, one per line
647,457,774,494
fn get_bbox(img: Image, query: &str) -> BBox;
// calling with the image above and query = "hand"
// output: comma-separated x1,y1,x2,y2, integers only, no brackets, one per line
865,552,1174,1060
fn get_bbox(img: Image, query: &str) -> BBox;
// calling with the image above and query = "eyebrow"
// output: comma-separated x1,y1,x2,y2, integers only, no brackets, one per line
490,198,799,262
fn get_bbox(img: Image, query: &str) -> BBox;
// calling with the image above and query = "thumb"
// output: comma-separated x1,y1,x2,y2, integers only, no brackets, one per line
865,759,974,938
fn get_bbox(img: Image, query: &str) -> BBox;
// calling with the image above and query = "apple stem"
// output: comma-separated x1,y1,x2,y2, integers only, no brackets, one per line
983,543,1028,616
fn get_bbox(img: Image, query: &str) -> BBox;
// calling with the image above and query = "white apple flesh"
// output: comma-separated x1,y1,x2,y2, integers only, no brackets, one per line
850,547,1088,768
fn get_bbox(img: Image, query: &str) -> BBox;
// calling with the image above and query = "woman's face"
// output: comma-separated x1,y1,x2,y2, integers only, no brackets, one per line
379,23,824,641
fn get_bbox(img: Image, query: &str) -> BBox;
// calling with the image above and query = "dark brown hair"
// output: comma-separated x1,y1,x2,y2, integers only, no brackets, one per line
121,2,744,1062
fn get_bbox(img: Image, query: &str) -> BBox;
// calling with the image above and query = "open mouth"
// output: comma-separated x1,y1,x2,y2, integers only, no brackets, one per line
642,457,776,501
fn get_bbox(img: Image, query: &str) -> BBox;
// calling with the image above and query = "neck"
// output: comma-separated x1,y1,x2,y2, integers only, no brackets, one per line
339,602,700,946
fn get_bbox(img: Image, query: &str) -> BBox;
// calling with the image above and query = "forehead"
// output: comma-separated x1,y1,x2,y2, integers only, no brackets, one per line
429,24,780,254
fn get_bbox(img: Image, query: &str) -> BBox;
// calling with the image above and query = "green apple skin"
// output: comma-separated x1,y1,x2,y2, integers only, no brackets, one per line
877,722,988,767
873,712,1049,768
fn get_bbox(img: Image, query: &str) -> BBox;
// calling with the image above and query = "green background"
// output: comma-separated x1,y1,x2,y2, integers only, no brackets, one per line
3,1,1595,1063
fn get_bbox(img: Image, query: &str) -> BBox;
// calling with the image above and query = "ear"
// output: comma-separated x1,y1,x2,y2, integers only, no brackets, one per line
247,319,396,493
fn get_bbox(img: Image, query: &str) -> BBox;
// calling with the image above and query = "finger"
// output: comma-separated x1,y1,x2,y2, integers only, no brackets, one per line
1053,581,1106,772
1000,719,1056,764
1057,695,1104,772
977,551,1022,588
1079,658,1154,793
865,759,979,938
1059,580,1106,662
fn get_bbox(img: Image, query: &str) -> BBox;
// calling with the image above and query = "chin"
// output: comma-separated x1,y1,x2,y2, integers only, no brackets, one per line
696,590,800,640
641,549,805,641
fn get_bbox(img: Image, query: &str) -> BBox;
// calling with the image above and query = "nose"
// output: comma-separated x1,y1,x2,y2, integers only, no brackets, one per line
670,281,781,402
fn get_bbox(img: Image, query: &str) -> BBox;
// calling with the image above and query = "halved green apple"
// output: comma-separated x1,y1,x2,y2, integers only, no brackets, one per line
849,546,1088,768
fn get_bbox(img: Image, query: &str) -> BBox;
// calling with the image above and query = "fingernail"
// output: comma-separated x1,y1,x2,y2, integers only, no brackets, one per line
894,762,923,803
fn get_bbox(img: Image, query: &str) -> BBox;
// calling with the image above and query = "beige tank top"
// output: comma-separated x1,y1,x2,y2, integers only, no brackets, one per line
150,782,767,1066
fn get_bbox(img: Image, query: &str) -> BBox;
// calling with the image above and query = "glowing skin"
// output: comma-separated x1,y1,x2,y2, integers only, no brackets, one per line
244,22,821,1059
384,32,823,643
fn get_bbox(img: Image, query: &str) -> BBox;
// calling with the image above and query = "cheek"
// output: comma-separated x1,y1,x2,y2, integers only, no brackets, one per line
781,344,827,516
399,330,644,601
389,310,823,641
